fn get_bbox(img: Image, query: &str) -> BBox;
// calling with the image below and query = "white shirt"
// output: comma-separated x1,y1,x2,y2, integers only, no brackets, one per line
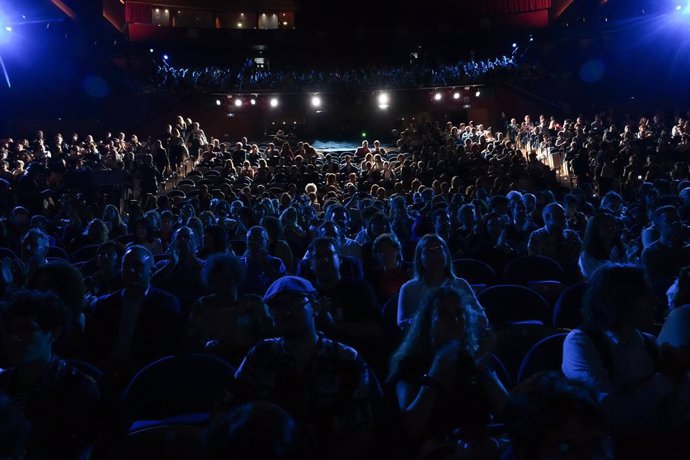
397,276,486,328
562,328,690,434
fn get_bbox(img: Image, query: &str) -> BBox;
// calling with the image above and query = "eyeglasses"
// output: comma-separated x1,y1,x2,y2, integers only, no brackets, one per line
267,297,311,315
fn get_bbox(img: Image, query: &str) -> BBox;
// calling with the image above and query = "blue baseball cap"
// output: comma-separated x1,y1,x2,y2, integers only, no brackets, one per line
263,276,317,304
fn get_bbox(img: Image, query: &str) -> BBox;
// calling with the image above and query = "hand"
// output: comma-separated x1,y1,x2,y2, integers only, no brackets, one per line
428,340,463,391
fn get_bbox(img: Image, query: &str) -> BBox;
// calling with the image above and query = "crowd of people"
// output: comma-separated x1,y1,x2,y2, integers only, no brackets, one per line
2,107,690,459
150,56,518,93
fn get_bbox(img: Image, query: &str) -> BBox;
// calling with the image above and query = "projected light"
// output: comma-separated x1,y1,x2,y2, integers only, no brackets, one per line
149,48,154,53
475,90,481,97
377,92,390,109
433,92,442,101
311,95,322,108
250,98,256,105
270,97,279,108
4,26,11,32
163,54,169,60
215,99,221,106
453,92,461,99
512,43,517,48
234,99,243,107
677,5,683,11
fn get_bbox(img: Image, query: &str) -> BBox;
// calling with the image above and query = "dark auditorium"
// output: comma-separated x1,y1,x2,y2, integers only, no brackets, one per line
3,0,690,458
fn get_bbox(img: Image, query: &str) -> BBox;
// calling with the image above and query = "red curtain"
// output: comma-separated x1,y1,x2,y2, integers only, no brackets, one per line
125,3,152,24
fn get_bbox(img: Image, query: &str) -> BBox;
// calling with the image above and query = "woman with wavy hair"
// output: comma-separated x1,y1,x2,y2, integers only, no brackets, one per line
388,286,508,450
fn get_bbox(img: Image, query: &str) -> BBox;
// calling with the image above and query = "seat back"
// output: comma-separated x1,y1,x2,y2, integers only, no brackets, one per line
71,244,101,263
453,258,498,286
552,282,587,329
47,245,69,260
503,255,564,284
516,333,568,384
478,284,551,328
493,323,558,384
123,354,235,421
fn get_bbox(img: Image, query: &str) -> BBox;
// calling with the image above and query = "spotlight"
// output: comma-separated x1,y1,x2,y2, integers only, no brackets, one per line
149,48,154,53
433,92,442,101
311,95,322,108
377,93,390,105
234,99,243,107
453,92,461,100
250,98,256,105
4,26,11,32
475,90,481,97
512,43,517,48
270,97,279,108
529,35,534,42
163,54,169,60
283,22,288,26
237,22,243,28
677,5,683,10
215,99,221,106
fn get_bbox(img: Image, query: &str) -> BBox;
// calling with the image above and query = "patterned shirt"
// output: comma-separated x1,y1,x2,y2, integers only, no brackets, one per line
234,336,380,445
527,227,582,270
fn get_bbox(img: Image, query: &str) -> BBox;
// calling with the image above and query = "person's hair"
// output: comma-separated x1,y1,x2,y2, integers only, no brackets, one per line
0,393,31,459
372,233,402,263
581,263,651,331
124,245,155,268
581,212,625,262
389,286,481,379
505,371,608,460
85,218,109,244
201,253,246,288
260,216,283,240
1,289,70,337
203,401,311,460
133,217,155,243
27,261,86,317
413,234,455,282
307,236,337,258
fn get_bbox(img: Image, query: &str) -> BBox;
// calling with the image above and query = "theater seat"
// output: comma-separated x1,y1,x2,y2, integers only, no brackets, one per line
516,333,568,384
122,424,202,460
552,282,587,329
123,354,235,423
47,245,69,260
502,255,564,284
71,244,100,263
453,258,498,286
477,284,551,328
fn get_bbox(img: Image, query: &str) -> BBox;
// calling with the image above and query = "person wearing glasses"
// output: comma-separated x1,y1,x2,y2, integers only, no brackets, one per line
233,276,381,459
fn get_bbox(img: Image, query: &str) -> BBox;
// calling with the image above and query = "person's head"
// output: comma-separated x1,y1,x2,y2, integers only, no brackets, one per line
372,233,402,269
582,213,620,260
85,218,109,245
260,216,283,242
133,217,154,243
103,204,122,224
263,276,318,338
457,204,476,228
326,205,351,233
204,401,311,460
582,263,656,333
414,234,455,282
366,212,390,240
432,209,450,238
245,226,269,256
121,245,154,291
20,228,49,265
171,226,197,262
542,203,566,233
316,221,343,247
308,237,341,285
27,261,86,317
97,241,120,273
1,290,69,366
653,205,682,244
505,372,611,460
522,193,537,214
202,253,246,297
390,286,480,378
203,225,228,255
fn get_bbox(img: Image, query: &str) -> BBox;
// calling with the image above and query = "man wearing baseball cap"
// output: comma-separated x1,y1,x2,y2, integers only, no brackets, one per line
233,275,381,459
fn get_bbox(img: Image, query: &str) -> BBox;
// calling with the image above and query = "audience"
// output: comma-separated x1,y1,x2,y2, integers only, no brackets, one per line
2,106,690,458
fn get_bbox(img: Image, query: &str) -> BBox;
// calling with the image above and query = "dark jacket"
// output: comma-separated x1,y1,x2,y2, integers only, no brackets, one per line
83,287,184,371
